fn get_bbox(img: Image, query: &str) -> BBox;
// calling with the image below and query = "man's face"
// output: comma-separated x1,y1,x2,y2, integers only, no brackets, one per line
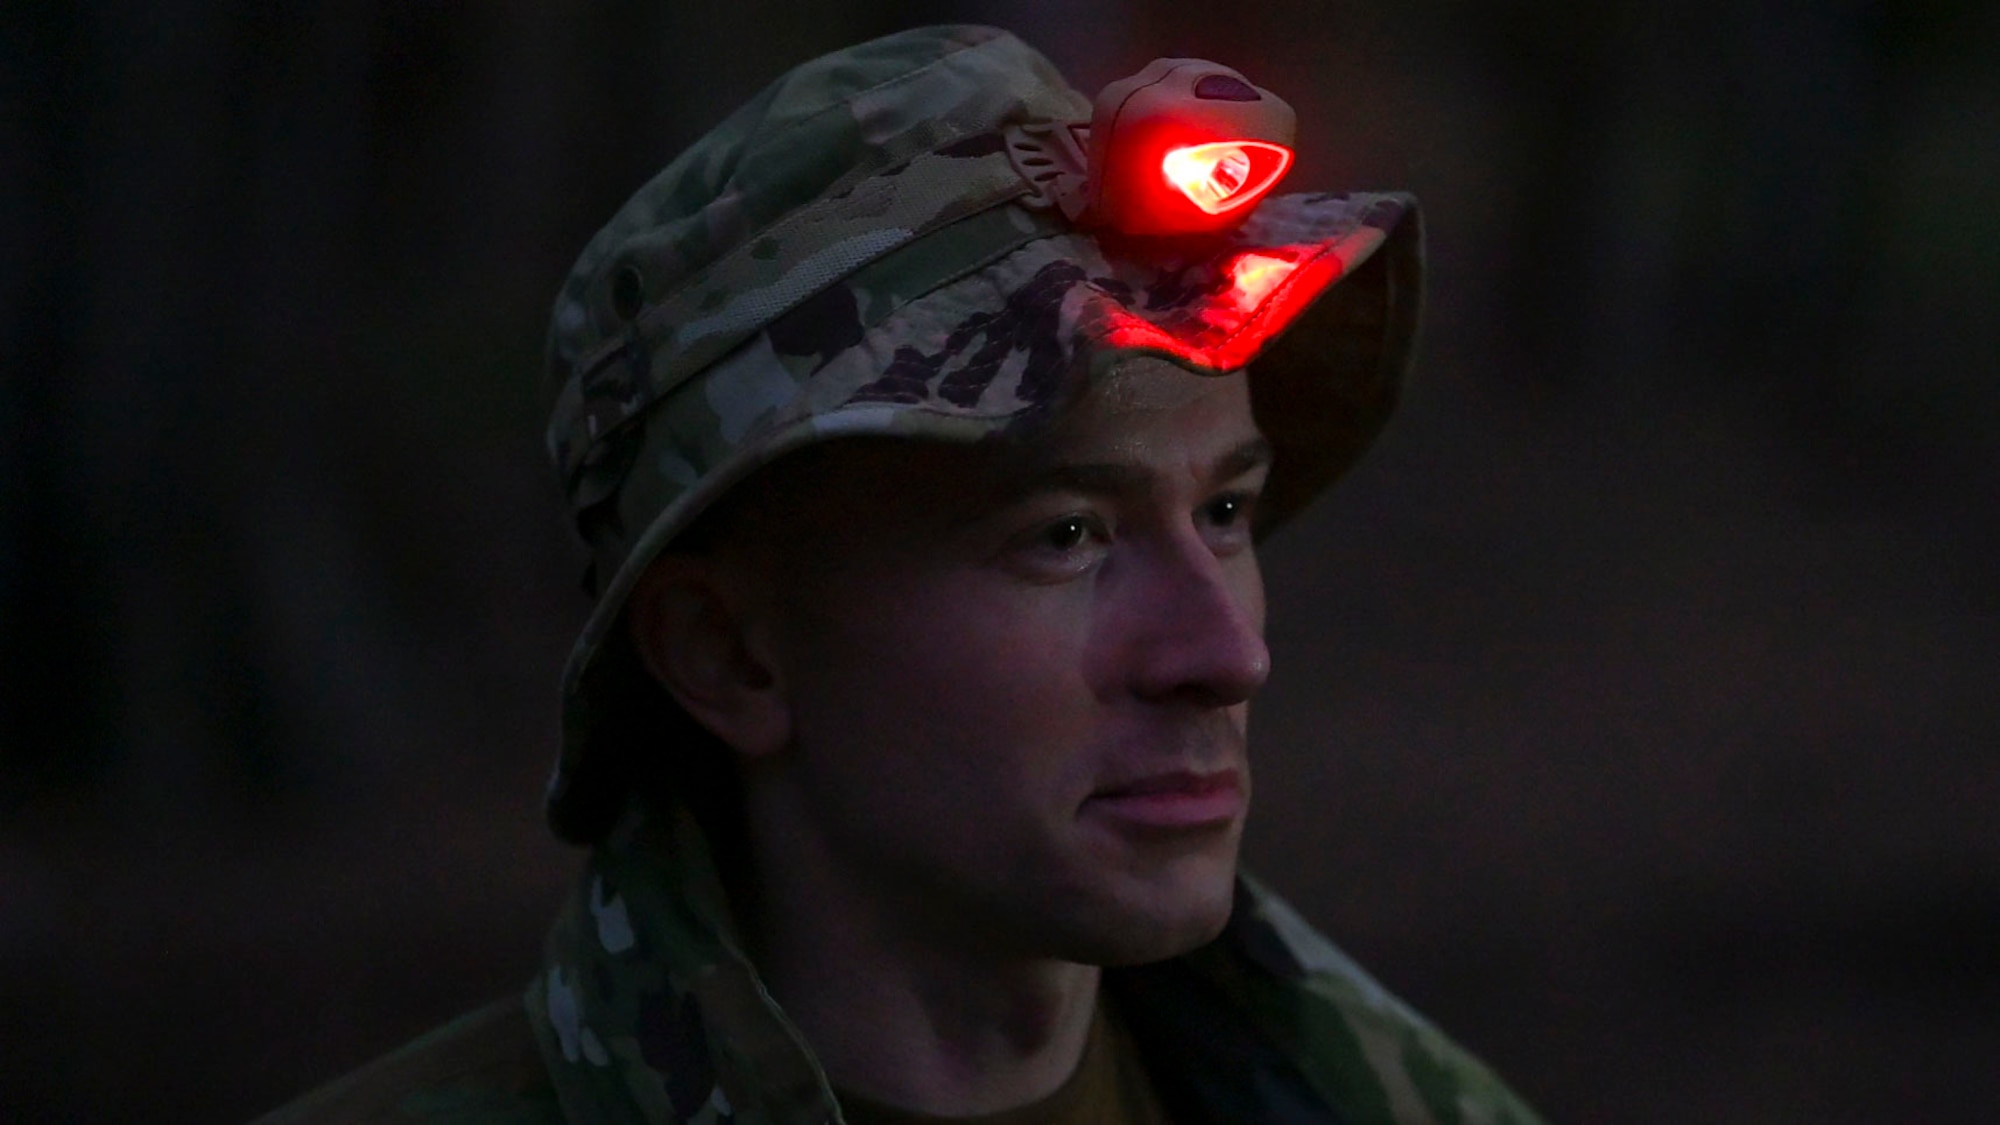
750,358,1272,966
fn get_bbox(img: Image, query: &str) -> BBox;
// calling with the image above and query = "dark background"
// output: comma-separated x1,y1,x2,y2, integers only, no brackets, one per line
5,1,1998,1121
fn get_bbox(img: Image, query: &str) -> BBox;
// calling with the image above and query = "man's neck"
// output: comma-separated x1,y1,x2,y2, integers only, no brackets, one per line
762,927,1099,1116
742,811,1100,1116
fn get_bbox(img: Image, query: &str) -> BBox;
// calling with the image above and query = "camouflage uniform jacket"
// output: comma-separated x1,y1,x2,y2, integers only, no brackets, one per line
261,800,1541,1125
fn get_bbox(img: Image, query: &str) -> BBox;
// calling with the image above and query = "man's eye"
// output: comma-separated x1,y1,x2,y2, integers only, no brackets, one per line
1042,515,1097,551
999,512,1110,582
1204,491,1255,528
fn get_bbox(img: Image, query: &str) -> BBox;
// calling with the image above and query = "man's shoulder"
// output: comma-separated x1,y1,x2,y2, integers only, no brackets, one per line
1110,875,1544,1124
253,995,563,1125
1220,875,1545,1124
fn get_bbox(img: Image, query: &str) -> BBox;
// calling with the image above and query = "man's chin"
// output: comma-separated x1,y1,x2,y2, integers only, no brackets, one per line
1060,867,1239,967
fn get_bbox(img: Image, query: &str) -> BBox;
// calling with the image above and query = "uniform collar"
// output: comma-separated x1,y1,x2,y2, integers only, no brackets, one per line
525,798,1540,1125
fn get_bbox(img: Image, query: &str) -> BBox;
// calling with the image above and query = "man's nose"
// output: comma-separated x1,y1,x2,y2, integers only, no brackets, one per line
1117,533,1271,708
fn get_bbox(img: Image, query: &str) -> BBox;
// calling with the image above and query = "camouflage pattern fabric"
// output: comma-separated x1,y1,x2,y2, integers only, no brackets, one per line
525,798,1545,1125
545,26,1085,512
541,24,1423,840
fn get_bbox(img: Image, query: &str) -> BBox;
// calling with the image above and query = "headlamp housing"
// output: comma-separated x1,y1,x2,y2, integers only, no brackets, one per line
1008,58,1297,237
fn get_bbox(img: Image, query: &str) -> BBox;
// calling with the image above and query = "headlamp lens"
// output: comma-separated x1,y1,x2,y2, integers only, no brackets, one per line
1159,141,1294,216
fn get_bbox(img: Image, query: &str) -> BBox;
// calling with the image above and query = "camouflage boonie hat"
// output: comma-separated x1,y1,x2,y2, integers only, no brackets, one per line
543,25,1422,842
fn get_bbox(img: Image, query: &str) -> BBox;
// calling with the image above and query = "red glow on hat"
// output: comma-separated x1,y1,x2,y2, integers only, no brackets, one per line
1227,251,1298,308
1092,245,1345,372
1160,141,1294,215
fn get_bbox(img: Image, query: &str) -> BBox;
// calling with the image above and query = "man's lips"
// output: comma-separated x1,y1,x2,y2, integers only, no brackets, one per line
1084,769,1245,830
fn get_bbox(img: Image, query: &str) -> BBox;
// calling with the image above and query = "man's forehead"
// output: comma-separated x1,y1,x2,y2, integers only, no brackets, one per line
1015,357,1261,470
901,359,1270,527
736,360,1263,536
1068,356,1246,421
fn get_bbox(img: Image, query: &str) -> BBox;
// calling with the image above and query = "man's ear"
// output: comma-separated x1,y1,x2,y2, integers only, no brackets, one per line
625,554,791,758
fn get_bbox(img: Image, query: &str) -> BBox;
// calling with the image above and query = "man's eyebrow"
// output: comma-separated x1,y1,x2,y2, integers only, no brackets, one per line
1212,435,1276,484
1001,435,1275,503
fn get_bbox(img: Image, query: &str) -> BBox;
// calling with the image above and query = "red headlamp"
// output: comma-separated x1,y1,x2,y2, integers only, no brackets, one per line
1007,58,1297,237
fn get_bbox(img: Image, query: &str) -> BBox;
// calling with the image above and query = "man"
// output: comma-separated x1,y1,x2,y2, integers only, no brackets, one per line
260,25,1542,1125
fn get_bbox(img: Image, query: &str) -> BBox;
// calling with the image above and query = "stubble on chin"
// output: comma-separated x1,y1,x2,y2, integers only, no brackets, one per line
1046,835,1244,967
